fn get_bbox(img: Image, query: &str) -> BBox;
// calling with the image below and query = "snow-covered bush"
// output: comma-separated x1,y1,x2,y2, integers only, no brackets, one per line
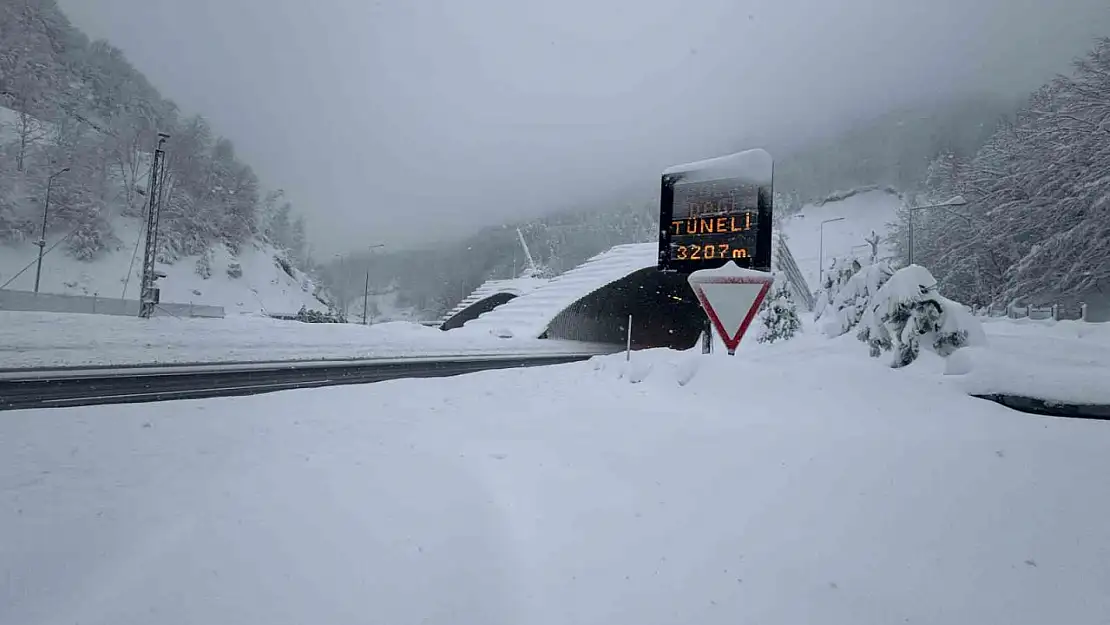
66,219,115,261
226,261,243,279
757,278,801,344
857,264,986,368
295,305,346,324
195,251,212,279
814,256,862,320
821,260,895,337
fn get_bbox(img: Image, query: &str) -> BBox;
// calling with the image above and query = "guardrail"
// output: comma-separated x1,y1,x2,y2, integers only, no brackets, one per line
773,233,816,311
0,352,609,411
978,302,1088,322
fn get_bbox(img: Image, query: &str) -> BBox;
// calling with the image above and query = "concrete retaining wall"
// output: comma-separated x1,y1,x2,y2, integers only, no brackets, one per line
0,289,224,318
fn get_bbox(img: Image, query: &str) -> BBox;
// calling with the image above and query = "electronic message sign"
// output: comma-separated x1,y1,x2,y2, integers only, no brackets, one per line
658,149,773,274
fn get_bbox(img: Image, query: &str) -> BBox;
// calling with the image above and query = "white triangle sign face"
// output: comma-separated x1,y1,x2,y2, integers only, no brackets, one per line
688,263,774,354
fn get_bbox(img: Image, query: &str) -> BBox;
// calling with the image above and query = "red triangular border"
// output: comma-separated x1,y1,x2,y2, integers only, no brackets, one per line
689,278,772,353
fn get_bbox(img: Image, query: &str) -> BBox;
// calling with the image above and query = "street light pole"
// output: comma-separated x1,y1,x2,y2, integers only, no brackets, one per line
33,167,70,294
362,243,386,325
332,254,349,319
819,216,846,286
907,196,968,266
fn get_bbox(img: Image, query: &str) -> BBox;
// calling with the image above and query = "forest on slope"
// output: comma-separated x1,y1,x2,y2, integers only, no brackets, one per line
0,0,309,274
900,37,1110,309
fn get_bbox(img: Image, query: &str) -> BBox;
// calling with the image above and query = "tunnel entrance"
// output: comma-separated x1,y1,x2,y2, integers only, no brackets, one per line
440,292,518,330
542,267,705,350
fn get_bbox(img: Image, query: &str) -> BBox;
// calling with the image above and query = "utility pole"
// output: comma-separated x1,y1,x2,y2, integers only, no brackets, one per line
362,270,370,325
139,133,170,318
362,243,385,325
33,167,70,294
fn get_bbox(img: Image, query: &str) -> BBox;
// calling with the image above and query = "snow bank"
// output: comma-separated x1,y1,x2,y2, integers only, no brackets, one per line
3,344,1109,624
929,317,1110,404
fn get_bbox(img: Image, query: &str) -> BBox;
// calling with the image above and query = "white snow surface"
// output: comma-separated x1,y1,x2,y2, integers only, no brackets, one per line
0,311,615,368
0,216,324,315
3,330,1110,625
779,188,901,289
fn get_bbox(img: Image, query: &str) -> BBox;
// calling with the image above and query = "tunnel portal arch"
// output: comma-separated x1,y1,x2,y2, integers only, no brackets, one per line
542,267,704,350
440,292,518,330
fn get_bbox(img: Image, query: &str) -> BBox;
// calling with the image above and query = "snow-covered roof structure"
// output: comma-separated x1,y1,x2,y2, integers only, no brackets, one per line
461,243,658,339
439,276,548,330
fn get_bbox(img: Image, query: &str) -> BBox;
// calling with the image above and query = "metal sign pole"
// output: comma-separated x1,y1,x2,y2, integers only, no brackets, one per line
626,314,633,361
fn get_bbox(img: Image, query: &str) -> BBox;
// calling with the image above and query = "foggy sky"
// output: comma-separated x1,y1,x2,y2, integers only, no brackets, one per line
60,0,1110,254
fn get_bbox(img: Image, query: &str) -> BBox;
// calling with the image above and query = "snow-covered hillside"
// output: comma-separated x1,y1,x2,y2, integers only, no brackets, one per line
778,188,902,289
0,216,326,315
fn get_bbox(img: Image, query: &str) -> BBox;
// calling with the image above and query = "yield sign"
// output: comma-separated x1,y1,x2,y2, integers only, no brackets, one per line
687,262,774,355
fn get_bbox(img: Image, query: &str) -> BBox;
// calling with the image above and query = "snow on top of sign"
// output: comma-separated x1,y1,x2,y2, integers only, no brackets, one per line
687,261,774,283
458,243,658,339
662,148,773,183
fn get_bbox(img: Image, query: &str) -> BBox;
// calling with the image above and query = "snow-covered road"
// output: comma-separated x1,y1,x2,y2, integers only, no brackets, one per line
0,311,615,369
3,343,1109,625
3,309,1106,406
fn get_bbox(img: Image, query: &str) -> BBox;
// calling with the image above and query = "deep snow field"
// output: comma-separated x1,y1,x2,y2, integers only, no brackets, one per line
3,317,1109,625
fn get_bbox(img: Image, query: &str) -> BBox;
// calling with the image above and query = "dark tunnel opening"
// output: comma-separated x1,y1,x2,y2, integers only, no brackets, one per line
440,292,518,330
542,267,705,350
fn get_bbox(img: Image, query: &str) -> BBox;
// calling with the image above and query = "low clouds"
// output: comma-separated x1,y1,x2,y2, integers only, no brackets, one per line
61,0,1110,252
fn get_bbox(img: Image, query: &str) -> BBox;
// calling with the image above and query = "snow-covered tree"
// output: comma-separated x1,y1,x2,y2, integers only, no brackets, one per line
899,37,1110,308
857,265,985,368
814,255,862,320
757,277,801,344
194,250,212,279
821,260,895,338
289,216,307,263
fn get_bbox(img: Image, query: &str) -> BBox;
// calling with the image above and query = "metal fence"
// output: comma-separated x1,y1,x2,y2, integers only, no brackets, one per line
0,289,225,318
